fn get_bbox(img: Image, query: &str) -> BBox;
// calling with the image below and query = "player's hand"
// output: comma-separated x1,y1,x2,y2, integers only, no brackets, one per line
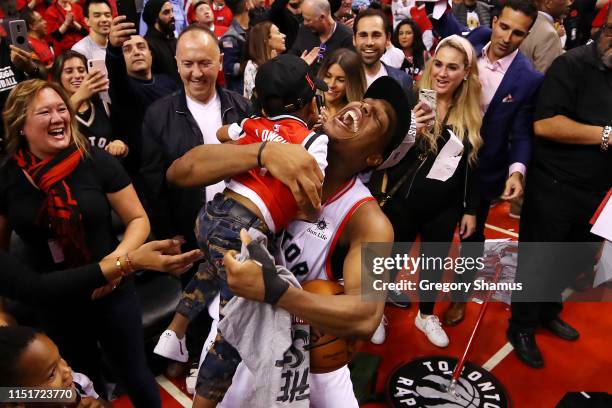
109,15,137,47
224,230,265,302
260,143,323,213
501,172,523,201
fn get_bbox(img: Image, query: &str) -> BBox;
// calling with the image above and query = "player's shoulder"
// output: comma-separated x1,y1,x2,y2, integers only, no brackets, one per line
346,199,394,243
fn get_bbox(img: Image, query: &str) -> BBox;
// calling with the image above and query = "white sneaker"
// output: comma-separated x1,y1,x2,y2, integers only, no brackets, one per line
154,330,189,362
185,363,199,395
415,311,449,348
370,315,388,344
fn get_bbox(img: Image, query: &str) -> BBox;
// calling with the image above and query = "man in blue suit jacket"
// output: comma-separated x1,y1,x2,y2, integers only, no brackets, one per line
353,9,413,98
428,0,544,355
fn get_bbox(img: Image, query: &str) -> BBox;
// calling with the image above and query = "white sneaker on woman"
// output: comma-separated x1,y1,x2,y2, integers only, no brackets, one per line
414,311,449,348
154,330,189,362
370,315,388,344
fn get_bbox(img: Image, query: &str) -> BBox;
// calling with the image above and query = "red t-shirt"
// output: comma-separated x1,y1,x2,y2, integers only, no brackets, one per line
29,35,54,67
230,116,320,231
44,1,88,55
16,0,48,16
212,5,233,27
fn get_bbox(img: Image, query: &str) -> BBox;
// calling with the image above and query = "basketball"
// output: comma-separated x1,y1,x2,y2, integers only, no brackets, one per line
302,279,361,374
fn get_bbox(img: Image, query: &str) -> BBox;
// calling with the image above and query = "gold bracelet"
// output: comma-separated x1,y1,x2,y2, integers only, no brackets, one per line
115,256,127,278
124,252,135,274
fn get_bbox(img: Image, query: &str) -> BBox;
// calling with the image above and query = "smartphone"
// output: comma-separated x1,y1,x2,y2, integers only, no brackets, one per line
9,20,32,53
116,0,139,27
87,59,108,79
419,88,437,113
315,92,325,113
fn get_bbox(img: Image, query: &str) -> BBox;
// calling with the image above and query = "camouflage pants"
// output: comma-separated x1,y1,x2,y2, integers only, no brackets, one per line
176,193,273,401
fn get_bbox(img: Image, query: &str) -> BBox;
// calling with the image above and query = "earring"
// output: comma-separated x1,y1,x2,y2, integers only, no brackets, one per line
463,77,468,81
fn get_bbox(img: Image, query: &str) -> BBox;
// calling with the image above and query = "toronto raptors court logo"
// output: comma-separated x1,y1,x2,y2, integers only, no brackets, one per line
387,357,510,408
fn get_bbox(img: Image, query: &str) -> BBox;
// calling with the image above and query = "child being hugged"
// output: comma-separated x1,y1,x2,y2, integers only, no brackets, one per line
155,54,329,403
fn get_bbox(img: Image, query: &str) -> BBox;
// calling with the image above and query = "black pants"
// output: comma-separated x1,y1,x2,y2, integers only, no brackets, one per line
386,198,462,315
42,279,160,407
453,197,491,301
509,168,603,333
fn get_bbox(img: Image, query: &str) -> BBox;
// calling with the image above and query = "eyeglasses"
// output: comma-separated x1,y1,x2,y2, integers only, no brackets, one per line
603,23,612,37
317,43,327,63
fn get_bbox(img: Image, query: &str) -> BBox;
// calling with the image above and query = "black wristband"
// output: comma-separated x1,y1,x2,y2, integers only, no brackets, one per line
257,141,268,168
247,240,289,304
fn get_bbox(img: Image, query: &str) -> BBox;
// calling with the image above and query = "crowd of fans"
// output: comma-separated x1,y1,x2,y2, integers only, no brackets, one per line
0,0,610,406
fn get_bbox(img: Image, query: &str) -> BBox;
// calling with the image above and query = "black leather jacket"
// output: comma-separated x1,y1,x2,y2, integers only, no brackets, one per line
140,86,250,248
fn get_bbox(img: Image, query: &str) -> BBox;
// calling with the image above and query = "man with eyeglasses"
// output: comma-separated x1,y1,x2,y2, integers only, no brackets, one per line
289,0,354,73
508,7,612,369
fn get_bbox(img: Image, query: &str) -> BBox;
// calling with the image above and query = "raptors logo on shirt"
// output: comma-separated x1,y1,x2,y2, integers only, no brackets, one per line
277,177,375,283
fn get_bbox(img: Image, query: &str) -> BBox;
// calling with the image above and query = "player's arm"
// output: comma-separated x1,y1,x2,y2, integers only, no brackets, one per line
226,201,393,339
167,142,323,210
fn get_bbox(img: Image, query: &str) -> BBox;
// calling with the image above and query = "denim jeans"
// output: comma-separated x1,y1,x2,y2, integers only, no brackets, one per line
175,193,274,401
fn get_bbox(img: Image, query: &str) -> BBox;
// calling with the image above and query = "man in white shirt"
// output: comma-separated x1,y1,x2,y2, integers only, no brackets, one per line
72,0,112,60
140,24,250,286
352,8,413,92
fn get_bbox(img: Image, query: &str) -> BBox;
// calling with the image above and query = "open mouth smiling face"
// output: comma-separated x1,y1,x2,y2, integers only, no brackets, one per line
324,99,390,144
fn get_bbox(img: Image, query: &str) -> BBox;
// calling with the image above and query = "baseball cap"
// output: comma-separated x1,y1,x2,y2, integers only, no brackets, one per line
255,54,328,114
363,76,415,170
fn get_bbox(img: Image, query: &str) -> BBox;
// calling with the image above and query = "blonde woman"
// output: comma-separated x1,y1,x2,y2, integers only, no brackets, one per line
0,80,159,406
379,35,482,348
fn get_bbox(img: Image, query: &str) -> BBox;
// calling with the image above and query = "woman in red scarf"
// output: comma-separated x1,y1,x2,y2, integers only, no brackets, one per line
0,80,159,407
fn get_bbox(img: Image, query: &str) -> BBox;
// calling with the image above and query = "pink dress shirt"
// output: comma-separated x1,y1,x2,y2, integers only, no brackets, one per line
478,42,526,177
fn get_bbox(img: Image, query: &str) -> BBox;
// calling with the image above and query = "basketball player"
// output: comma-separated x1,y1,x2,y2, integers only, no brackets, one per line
167,76,413,406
